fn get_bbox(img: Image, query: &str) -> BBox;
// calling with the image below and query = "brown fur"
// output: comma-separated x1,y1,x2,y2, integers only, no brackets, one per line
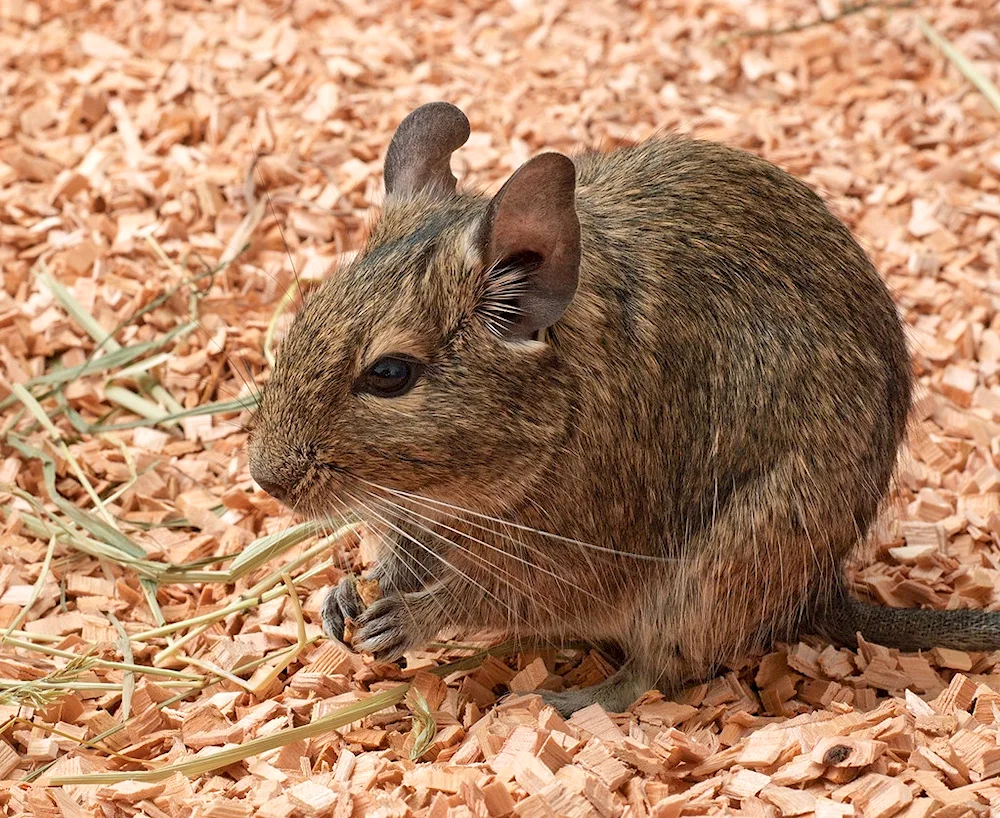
249,106,999,716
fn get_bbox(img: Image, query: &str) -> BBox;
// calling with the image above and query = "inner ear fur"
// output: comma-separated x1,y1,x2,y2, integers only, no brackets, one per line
384,102,471,199
479,152,581,340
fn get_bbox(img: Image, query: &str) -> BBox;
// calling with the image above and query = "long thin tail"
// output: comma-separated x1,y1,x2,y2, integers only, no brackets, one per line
815,584,1000,652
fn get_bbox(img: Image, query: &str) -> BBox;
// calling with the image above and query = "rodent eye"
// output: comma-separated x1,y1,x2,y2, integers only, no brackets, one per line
357,355,423,398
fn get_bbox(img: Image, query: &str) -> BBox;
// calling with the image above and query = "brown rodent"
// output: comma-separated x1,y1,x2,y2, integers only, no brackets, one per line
248,102,1000,715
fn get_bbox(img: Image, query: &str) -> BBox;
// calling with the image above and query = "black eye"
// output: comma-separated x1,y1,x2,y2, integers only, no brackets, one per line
357,355,423,398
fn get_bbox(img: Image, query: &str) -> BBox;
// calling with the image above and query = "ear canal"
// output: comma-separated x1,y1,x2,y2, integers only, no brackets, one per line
384,102,471,199
480,152,581,340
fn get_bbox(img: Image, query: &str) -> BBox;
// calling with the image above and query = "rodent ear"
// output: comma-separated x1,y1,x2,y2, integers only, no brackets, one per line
384,102,471,199
480,153,581,340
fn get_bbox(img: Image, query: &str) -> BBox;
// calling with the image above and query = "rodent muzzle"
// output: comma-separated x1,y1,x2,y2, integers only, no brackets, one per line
249,458,293,504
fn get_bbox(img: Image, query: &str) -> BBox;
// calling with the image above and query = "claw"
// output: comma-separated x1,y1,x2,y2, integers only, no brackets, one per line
352,596,418,663
320,576,363,642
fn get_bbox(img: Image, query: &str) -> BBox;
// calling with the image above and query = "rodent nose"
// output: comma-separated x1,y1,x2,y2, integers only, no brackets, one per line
255,477,290,503
249,461,291,503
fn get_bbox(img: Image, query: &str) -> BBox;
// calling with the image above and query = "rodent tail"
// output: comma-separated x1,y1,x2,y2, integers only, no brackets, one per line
815,582,1000,652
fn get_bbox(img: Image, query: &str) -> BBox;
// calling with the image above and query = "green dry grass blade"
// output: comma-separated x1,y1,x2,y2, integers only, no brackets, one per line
155,519,330,584
917,16,1000,113
76,395,258,434
7,436,148,561
3,448,332,589
37,268,121,353
3,434,165,620
47,641,517,785
108,614,135,721
133,534,341,642
37,265,185,419
0,494,158,577
9,384,62,438
1,637,202,681
140,578,167,626
263,279,300,369
222,520,329,576
104,386,175,423
10,385,118,529
0,536,56,645
0,654,100,709
0,323,196,412
48,685,409,784
107,352,175,383
406,687,438,760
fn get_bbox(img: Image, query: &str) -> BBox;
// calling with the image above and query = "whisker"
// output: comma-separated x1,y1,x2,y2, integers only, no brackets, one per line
230,355,263,404
357,490,578,653
366,493,579,629
342,489,509,627
336,500,461,638
384,488,606,575
372,485,638,616
362,480,683,563
376,493,609,609
347,489,575,654
252,147,304,310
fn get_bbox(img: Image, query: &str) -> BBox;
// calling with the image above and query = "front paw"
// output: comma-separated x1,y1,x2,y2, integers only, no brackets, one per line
320,577,363,642
352,595,425,663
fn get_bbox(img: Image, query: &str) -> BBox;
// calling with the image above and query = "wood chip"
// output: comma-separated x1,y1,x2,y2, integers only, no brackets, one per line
3,2,1000,814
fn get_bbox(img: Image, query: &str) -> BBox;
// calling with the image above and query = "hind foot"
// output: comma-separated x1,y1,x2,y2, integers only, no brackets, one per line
540,667,652,716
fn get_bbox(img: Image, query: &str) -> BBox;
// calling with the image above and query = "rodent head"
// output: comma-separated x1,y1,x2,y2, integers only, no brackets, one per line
248,103,582,521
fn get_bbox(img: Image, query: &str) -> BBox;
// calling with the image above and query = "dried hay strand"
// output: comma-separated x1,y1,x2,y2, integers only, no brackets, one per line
1,0,1000,816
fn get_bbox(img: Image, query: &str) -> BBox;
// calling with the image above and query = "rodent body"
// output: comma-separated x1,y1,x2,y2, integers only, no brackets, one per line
249,103,997,715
